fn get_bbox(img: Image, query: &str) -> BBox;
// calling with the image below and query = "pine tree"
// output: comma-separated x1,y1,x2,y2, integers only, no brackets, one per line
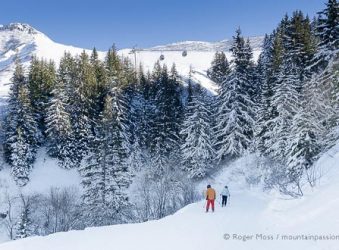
90,47,108,117
4,61,39,186
105,44,122,87
125,70,148,172
127,136,145,173
214,28,256,160
283,11,316,83
45,62,75,168
312,0,339,71
281,12,332,187
15,204,33,239
265,56,300,161
68,51,95,164
180,85,214,178
314,59,339,151
121,57,137,88
150,63,182,167
139,63,152,100
169,63,184,130
28,57,56,137
286,95,322,191
81,88,131,225
207,51,230,85
137,67,155,150
254,34,276,153
309,0,339,150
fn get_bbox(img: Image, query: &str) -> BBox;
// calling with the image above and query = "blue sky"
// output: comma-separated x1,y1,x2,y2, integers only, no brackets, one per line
0,0,326,50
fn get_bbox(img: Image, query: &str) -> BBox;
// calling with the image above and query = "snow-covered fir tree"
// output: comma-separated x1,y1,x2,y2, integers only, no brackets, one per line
4,61,39,186
149,63,183,172
254,34,277,153
207,51,230,85
309,0,339,149
281,12,331,189
15,195,36,239
80,88,131,226
89,47,109,123
180,84,214,178
265,56,300,161
45,57,75,169
15,206,33,239
68,51,94,165
214,28,256,160
311,0,338,71
286,93,322,192
27,57,56,135
257,12,316,154
125,82,147,172
105,45,122,84
134,66,150,143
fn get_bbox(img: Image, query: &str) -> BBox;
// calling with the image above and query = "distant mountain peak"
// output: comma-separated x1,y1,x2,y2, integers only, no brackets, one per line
0,23,39,34
146,36,264,52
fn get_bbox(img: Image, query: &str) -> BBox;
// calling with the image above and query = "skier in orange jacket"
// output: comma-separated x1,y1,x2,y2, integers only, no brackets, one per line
205,184,216,212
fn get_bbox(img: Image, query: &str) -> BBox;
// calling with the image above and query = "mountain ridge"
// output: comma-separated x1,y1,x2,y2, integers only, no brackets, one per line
146,36,264,52
0,23,39,34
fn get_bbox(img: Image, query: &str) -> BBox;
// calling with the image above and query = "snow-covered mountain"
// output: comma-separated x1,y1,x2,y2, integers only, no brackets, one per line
0,23,264,98
146,36,264,52
0,23,106,97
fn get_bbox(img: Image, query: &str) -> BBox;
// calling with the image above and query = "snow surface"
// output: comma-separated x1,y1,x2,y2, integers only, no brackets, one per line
0,148,81,242
1,144,338,250
0,148,81,196
0,147,81,242
146,36,264,52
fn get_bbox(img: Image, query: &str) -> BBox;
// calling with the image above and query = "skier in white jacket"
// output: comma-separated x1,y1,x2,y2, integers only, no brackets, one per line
220,186,230,207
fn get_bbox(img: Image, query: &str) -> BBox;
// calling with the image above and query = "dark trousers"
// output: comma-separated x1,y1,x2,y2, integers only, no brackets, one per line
222,196,228,207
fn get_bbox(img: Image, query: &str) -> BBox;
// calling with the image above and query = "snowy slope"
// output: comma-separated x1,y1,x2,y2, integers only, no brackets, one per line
0,23,106,98
119,47,261,95
147,36,264,52
0,148,81,196
0,148,81,242
1,144,338,250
